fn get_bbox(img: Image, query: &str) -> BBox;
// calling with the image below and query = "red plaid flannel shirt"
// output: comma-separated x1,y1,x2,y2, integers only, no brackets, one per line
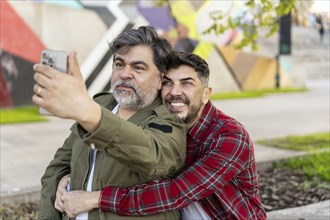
99,101,266,220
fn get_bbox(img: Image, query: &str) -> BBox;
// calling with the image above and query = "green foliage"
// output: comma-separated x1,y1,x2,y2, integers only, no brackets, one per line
269,132,330,186
211,91,263,100
157,0,300,50
0,106,47,124
257,132,330,151
276,152,330,182
203,0,296,50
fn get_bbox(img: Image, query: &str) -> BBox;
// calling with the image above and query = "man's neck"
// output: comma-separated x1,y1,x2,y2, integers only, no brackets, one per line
187,122,195,130
187,105,207,129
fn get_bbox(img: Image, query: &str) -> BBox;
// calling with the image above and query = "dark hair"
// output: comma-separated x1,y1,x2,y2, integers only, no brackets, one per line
166,51,209,86
109,26,173,73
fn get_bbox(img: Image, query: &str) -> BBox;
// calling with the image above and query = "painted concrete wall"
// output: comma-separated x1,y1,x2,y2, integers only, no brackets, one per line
1,0,297,108
8,1,108,64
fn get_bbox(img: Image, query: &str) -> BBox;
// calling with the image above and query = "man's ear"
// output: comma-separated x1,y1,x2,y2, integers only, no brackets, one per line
202,87,212,105
158,73,164,90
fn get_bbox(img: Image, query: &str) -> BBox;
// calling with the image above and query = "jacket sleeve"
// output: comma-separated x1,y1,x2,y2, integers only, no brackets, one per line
77,106,187,179
37,133,75,220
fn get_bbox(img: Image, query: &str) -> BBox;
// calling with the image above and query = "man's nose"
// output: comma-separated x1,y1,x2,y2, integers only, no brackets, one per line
170,84,182,96
120,66,133,79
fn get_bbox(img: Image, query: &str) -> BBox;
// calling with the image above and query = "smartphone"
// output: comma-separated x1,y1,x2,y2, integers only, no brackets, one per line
39,49,68,115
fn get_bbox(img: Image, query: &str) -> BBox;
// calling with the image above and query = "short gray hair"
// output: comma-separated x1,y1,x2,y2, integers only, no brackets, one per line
109,26,173,73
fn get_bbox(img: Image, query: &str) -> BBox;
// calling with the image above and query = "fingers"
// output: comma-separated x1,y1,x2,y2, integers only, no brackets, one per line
57,183,68,196
32,90,45,107
54,195,65,213
33,64,59,93
68,51,82,79
61,192,77,218
33,64,57,79
34,71,49,90
33,84,43,96
55,192,76,218
59,174,71,187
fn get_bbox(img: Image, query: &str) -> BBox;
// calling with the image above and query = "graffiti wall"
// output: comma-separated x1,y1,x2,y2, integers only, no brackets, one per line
1,0,291,108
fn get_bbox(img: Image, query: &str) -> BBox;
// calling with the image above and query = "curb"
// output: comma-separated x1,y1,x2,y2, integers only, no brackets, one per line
1,187,40,205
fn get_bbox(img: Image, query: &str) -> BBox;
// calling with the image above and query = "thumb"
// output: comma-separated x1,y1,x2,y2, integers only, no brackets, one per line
68,51,82,79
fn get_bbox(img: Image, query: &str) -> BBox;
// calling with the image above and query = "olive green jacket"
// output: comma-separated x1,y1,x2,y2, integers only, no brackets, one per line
38,93,186,220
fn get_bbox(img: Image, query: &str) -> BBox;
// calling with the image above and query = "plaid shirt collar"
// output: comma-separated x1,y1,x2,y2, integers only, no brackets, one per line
188,101,215,143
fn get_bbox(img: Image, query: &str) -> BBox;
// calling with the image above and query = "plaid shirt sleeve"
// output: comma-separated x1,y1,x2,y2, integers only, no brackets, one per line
99,123,252,216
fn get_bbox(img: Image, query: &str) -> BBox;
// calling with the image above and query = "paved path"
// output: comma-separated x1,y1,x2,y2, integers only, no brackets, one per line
213,80,329,141
267,200,330,220
1,79,329,219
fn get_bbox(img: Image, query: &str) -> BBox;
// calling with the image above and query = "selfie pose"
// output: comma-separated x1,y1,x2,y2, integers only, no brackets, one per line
55,51,267,220
33,26,186,220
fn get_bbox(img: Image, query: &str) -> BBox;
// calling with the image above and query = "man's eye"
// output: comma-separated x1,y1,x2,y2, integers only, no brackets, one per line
114,62,123,68
162,81,172,87
134,66,145,71
183,81,193,86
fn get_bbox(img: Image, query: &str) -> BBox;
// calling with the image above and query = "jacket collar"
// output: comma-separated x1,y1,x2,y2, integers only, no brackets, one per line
127,95,162,124
70,94,162,136
100,93,162,124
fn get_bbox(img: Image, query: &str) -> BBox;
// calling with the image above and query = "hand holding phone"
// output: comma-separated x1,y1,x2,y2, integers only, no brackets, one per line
33,51,102,131
39,50,68,115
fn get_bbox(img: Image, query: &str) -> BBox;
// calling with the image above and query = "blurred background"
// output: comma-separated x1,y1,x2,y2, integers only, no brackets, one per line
1,0,329,108
0,2,329,216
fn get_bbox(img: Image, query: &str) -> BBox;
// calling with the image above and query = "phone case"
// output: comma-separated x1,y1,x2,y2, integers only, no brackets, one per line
39,50,68,115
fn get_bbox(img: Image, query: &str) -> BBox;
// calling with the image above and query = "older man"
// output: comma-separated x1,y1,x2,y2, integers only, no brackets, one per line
33,26,186,220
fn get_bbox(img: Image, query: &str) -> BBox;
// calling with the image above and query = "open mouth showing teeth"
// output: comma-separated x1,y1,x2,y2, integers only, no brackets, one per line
171,102,185,107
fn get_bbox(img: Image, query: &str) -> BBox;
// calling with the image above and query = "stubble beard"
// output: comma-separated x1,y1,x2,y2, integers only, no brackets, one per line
182,104,200,125
165,94,202,125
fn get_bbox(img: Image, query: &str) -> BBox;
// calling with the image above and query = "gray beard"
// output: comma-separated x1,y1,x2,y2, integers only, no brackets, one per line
112,79,159,110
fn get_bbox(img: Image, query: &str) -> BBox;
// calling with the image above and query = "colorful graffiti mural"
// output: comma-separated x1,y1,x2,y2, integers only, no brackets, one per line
1,0,291,108
1,0,46,107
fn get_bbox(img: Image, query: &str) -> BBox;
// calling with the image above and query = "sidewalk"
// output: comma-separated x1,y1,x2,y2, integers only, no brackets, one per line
1,79,329,218
267,200,330,220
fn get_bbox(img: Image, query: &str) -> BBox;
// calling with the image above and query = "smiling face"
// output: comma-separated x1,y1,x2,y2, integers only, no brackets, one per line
111,45,162,110
161,65,211,128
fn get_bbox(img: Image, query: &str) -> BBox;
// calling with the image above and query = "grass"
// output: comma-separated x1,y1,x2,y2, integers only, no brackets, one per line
257,132,330,151
211,87,306,100
211,91,264,100
0,106,47,125
259,132,330,183
276,152,330,182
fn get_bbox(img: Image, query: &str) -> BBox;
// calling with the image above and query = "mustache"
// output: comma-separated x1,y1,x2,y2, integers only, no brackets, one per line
165,95,189,104
112,80,138,93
